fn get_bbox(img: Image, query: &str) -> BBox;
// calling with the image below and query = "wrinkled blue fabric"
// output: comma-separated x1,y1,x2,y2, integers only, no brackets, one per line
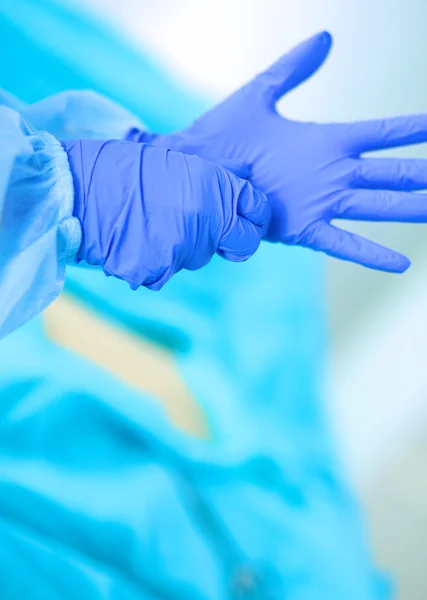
0,89,145,141
62,139,269,290
24,90,145,141
0,316,390,600
0,106,80,339
129,31,427,273
0,3,392,598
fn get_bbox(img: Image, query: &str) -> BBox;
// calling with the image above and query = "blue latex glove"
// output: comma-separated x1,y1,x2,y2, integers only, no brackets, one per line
61,140,269,290
128,32,427,273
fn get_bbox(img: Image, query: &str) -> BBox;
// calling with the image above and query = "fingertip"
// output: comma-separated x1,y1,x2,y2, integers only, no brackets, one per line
319,31,333,47
309,30,333,54
381,254,411,273
396,256,411,273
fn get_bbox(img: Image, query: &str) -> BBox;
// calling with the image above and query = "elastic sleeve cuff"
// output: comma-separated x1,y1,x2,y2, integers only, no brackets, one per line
43,132,82,264
0,108,81,338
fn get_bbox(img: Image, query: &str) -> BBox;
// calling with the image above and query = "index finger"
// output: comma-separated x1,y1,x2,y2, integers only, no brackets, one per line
342,114,427,154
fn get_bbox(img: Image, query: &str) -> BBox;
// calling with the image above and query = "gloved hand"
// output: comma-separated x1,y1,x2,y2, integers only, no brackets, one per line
61,140,269,290
128,32,427,273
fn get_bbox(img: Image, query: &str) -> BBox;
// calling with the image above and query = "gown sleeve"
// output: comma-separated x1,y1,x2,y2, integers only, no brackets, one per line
0,88,145,141
0,105,81,339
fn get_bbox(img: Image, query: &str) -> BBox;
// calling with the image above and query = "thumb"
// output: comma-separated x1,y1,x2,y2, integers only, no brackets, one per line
249,31,332,107
218,216,263,262
218,182,268,262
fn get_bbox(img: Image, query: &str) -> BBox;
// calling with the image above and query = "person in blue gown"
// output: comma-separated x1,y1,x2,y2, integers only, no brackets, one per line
1,2,425,597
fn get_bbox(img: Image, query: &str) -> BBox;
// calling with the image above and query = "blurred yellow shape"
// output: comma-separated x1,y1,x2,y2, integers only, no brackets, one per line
44,295,210,440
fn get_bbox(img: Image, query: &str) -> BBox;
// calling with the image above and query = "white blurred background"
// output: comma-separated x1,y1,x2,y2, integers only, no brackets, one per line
74,1,427,596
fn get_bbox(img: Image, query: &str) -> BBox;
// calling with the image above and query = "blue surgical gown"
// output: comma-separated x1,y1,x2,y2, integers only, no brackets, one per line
0,105,80,339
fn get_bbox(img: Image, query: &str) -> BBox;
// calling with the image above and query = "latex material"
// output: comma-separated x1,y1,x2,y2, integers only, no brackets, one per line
0,5,391,597
61,139,269,290
0,106,80,339
129,32,427,273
